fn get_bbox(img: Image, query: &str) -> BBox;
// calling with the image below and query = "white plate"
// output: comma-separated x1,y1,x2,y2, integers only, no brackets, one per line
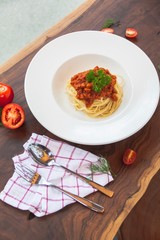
24,30,160,145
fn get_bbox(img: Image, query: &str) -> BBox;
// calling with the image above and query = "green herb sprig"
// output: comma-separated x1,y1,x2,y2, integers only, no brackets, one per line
90,157,116,178
91,157,110,173
102,18,120,29
86,69,111,92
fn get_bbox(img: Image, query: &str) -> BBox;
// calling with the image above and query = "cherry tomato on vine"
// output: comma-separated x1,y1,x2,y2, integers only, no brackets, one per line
123,148,137,165
101,28,114,34
1,103,25,129
125,28,138,38
0,83,14,107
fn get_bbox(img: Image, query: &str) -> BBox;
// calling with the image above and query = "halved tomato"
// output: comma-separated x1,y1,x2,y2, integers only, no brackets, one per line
125,28,138,38
101,28,114,34
1,103,25,129
0,83,14,107
123,148,137,165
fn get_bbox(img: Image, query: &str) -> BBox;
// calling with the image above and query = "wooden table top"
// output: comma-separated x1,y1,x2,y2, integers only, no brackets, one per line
0,0,160,239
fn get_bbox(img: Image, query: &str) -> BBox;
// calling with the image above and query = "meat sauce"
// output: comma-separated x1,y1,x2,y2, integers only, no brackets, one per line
70,66,118,107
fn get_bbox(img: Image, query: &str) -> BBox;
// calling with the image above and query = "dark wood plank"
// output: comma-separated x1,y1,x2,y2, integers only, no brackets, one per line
119,170,160,240
0,0,160,239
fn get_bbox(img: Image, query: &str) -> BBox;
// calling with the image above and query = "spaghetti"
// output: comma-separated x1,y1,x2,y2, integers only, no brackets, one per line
67,66,123,118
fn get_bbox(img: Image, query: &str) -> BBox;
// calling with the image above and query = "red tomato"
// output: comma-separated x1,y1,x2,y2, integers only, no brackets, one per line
125,28,138,38
0,83,14,107
101,28,114,34
123,148,137,165
1,103,25,129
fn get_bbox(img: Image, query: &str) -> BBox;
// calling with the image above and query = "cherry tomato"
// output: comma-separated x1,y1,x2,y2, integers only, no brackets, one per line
101,28,114,34
123,148,137,165
1,103,25,129
0,83,14,107
125,28,138,38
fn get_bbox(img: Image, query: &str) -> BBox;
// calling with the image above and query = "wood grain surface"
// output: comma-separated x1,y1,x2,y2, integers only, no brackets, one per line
118,170,160,240
0,0,160,239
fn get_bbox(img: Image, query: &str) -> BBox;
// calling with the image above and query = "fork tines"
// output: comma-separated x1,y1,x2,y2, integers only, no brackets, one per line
15,164,41,184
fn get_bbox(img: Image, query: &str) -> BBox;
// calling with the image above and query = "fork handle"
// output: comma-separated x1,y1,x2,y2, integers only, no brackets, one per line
59,165,114,198
49,184,104,213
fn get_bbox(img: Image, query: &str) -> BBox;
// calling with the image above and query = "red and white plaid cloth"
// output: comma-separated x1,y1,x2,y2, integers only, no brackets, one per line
0,133,113,217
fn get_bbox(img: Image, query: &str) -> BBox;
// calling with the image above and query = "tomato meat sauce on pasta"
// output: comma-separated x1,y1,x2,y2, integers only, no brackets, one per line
67,66,123,118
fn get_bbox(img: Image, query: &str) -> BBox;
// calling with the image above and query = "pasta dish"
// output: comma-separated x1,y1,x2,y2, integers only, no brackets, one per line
67,66,123,117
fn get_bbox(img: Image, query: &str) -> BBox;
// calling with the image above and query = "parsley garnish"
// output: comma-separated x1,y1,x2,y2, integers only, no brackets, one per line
86,69,111,92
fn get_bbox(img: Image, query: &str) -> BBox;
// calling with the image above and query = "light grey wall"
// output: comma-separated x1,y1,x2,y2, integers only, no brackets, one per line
0,0,84,64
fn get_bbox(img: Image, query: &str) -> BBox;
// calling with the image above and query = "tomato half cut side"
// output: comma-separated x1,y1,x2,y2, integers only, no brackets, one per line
1,103,25,129
123,148,137,165
125,28,138,38
101,28,114,34
0,82,14,107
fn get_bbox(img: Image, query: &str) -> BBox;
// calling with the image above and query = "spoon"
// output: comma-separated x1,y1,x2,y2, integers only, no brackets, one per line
28,143,114,197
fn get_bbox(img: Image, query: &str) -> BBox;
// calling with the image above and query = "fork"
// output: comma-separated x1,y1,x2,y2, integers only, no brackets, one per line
15,164,104,213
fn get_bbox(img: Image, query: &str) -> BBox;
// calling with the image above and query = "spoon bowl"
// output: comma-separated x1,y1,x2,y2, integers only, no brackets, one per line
28,143,56,166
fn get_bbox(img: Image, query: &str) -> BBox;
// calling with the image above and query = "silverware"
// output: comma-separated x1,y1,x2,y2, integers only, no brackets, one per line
28,143,114,198
15,164,104,213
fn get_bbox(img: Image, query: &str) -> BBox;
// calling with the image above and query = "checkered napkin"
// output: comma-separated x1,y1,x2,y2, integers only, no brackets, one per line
0,133,113,217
